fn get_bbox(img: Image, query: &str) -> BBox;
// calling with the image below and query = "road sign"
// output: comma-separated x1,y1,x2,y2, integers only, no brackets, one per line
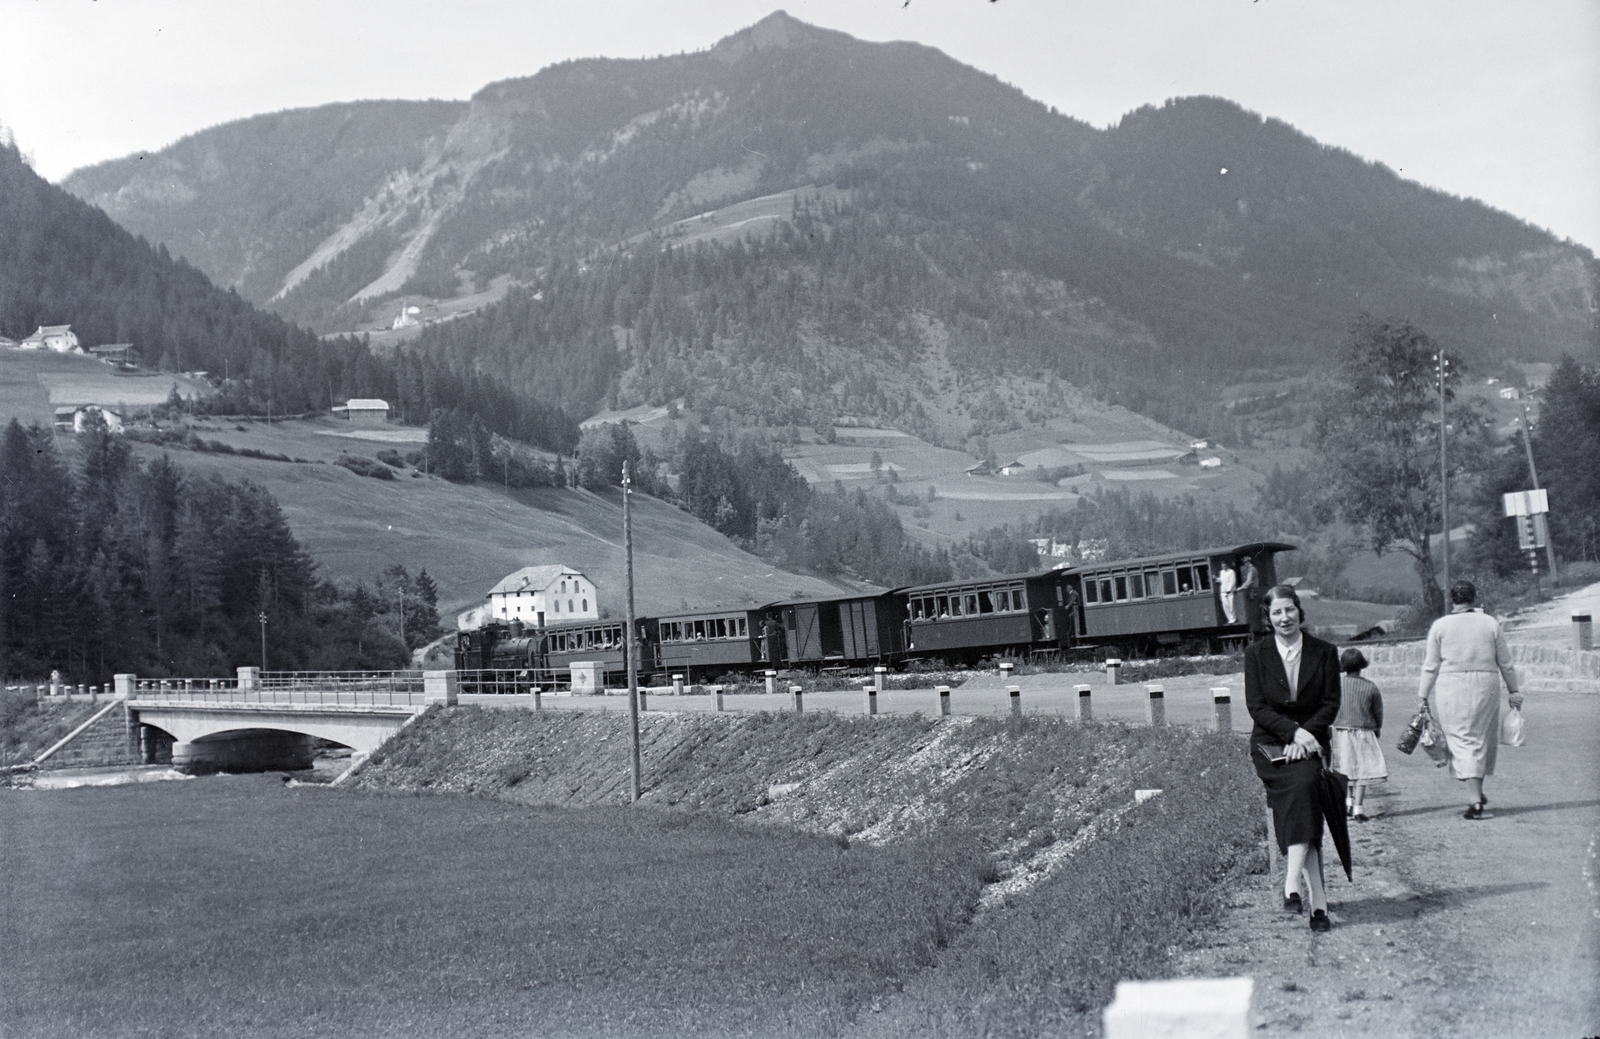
1503,489,1550,516
1515,513,1549,550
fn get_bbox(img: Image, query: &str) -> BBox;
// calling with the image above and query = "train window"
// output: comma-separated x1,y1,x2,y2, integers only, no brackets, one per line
1162,570,1178,595
950,596,963,617
1145,570,1160,596
1083,580,1099,604
978,592,994,614
694,620,707,640
937,595,950,617
1195,566,1211,591
1099,579,1114,602
737,617,748,637
1129,573,1145,598
909,599,923,620
966,594,980,614
1012,589,1025,610
1114,576,1128,601
711,618,722,638
1176,567,1195,593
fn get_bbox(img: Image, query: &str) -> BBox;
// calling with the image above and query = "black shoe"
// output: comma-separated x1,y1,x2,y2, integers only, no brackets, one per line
1464,802,1485,820
1309,909,1331,932
1283,892,1303,914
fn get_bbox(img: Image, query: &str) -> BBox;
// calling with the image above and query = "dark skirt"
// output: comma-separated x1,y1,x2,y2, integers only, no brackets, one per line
1255,753,1326,854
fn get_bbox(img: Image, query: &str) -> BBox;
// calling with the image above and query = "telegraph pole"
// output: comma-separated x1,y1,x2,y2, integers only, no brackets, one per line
1522,407,1559,578
259,611,268,672
1435,350,1450,602
623,460,642,803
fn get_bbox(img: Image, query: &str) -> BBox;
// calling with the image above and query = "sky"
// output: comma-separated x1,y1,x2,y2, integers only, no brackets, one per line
3,0,1597,251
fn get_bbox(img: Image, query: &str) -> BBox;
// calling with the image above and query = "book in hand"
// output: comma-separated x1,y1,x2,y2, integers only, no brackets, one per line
1255,743,1290,763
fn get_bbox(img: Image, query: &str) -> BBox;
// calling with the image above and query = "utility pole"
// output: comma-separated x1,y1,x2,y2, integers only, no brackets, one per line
1435,350,1450,604
623,459,642,803
1522,406,1559,578
259,611,268,672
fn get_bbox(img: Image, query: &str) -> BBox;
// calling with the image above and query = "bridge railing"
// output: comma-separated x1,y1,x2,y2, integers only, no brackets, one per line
457,669,567,695
131,671,429,707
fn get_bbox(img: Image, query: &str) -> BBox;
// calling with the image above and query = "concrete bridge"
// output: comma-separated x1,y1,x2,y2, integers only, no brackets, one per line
118,669,458,773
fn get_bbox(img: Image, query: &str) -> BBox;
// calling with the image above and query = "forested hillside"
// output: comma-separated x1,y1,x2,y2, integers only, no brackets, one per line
63,12,1597,445
0,141,576,452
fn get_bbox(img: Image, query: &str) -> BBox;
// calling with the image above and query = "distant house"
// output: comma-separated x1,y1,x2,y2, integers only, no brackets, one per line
90,343,139,366
487,565,598,627
997,461,1029,476
54,405,123,434
20,325,81,353
1498,387,1522,401
332,398,390,424
1189,439,1209,451
1199,456,1223,469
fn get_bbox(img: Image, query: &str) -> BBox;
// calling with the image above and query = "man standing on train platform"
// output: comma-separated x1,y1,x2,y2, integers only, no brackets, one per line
1237,555,1260,631
1217,560,1238,624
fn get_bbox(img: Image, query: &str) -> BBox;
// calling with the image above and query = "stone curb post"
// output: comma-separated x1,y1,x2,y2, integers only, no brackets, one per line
1144,683,1166,726
1074,683,1093,722
790,684,804,713
1212,686,1233,732
1106,658,1122,685
712,685,725,712
1104,976,1253,1039
1575,613,1593,652
937,684,951,716
867,666,885,716
671,674,684,697
1008,684,1022,718
764,670,777,696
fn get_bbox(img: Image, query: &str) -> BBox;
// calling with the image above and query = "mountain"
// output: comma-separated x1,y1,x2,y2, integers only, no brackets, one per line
63,11,1597,442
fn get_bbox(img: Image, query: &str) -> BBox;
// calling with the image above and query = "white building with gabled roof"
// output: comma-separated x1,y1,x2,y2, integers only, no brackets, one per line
488,565,597,627
20,325,81,353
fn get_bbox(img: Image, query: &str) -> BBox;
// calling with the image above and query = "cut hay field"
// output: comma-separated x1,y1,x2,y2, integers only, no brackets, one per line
0,350,208,424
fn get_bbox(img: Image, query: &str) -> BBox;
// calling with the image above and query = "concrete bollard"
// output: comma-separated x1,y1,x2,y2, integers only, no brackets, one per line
1575,613,1594,652
790,684,804,713
638,686,648,712
78,683,87,700
114,674,135,700
423,670,460,706
237,666,261,696
999,660,1014,681
1144,683,1166,726
1103,976,1254,1039
1106,658,1122,685
1074,683,1093,722
1007,684,1022,718
37,684,47,700
671,674,684,697
937,684,951,716
1212,687,1233,732
712,684,725,712
533,685,543,711
867,665,885,716
89,685,99,704
764,670,777,696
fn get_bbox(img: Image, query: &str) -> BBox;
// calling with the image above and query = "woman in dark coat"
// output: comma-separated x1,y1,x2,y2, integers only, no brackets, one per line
1245,584,1342,931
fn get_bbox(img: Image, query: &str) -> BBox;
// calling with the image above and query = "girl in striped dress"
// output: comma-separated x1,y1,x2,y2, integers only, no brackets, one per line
1332,648,1387,820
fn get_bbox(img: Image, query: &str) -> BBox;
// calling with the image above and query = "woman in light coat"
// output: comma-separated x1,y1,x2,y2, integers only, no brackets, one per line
1417,581,1523,820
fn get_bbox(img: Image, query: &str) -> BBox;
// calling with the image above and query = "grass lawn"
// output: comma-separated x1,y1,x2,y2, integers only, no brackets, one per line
0,776,982,1039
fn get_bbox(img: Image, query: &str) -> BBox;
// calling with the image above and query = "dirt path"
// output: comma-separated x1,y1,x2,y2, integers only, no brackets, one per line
1177,683,1600,1037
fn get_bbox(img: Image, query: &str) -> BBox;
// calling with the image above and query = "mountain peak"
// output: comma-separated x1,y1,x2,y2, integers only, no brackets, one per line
712,11,840,62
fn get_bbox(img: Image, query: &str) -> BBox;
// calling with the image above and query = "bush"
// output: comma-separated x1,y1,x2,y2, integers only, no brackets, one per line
336,455,396,480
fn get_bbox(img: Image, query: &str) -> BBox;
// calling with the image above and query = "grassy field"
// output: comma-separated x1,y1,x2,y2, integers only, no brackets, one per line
4,711,1266,1038
1,776,985,1039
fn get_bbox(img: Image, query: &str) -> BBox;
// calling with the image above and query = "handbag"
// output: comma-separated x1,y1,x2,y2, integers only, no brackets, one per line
1396,704,1429,755
1501,706,1526,747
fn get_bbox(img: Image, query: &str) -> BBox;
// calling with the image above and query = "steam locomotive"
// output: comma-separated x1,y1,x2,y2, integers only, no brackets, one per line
455,541,1293,686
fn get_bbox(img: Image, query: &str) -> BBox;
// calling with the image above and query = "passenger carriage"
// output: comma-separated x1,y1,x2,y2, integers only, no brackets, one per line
1064,541,1292,652
900,572,1069,663
651,609,764,681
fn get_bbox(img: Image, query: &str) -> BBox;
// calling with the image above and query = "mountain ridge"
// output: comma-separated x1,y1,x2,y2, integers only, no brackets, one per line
61,11,1597,440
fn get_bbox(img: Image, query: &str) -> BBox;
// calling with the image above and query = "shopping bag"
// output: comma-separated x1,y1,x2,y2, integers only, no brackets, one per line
1501,706,1526,747
1397,705,1428,755
1419,725,1451,768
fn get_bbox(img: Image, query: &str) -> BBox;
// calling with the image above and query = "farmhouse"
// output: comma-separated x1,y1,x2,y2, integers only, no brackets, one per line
19,325,81,353
487,565,598,627
90,343,139,366
332,398,390,424
53,405,124,433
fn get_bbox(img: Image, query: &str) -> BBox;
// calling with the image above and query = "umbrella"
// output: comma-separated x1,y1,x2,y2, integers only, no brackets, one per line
1317,766,1354,881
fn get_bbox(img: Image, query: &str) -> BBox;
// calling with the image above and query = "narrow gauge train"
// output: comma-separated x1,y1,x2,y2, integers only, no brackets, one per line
454,541,1292,685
